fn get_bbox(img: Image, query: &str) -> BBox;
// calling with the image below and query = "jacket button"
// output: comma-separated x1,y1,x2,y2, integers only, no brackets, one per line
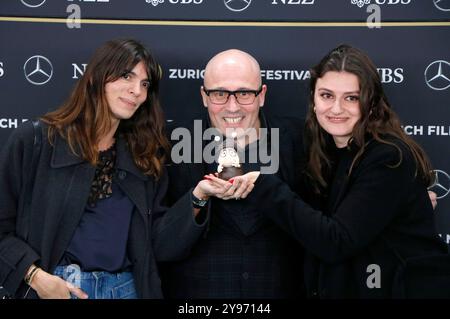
118,171,127,180
242,272,249,280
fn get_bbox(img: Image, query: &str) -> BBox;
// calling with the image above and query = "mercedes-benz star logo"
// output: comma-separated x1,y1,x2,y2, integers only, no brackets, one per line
424,60,450,91
21,0,46,8
429,170,450,200
434,0,450,11
24,55,53,85
224,0,252,12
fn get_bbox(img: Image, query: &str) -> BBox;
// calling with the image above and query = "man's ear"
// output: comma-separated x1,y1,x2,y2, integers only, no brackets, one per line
258,84,268,107
201,86,208,107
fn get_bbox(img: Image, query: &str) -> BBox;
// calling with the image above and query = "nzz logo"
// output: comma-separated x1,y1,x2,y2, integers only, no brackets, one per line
146,0,202,6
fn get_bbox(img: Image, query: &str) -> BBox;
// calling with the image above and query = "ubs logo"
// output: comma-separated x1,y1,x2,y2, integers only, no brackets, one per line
351,0,370,8
146,0,164,6
146,0,202,6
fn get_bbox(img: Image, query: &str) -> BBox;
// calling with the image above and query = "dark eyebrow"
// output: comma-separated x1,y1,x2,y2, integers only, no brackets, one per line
317,88,332,92
317,88,359,95
124,70,149,82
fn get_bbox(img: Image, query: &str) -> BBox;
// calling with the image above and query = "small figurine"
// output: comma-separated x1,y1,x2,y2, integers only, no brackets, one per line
217,147,243,180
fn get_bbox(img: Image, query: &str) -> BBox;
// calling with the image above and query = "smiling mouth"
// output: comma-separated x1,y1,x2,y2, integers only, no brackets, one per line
327,116,349,123
224,117,243,124
120,97,137,108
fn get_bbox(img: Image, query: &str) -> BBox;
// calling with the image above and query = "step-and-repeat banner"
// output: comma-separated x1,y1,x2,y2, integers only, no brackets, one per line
0,0,449,242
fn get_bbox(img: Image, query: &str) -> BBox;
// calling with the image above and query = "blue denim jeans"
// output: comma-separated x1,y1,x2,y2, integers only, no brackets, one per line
53,264,137,299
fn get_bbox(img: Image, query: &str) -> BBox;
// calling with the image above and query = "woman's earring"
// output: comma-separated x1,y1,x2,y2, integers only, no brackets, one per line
313,106,316,113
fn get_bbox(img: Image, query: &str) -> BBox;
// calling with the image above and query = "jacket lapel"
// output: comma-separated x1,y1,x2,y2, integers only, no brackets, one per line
114,136,149,221
49,134,95,267
50,164,96,268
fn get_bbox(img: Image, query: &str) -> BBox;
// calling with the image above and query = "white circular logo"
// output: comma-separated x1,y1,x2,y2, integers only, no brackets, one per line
20,0,46,8
434,0,450,11
224,0,252,12
24,55,53,85
424,60,450,91
429,170,450,199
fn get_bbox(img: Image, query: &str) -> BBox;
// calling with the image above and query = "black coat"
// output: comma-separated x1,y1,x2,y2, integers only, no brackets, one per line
160,114,307,298
248,137,447,298
0,121,207,298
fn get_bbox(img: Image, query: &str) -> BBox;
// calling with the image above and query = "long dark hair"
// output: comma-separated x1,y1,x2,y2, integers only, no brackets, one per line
41,39,169,178
305,44,433,192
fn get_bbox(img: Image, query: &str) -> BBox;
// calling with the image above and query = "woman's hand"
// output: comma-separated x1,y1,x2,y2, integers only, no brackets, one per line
204,171,260,200
29,267,88,299
192,177,234,201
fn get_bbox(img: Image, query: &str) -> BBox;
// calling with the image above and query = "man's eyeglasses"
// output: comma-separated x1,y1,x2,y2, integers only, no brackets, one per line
203,87,262,105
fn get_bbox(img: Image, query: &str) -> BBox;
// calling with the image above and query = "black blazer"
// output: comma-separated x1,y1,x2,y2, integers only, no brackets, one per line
0,121,207,298
160,113,307,298
248,137,447,298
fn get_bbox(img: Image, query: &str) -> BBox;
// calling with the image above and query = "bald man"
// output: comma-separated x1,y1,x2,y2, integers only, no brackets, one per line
200,49,266,144
159,49,306,298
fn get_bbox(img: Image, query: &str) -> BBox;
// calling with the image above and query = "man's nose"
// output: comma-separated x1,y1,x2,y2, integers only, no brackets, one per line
225,94,240,112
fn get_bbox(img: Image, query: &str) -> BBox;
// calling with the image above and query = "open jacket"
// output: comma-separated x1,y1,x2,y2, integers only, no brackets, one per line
0,121,207,298
160,113,307,298
248,137,447,298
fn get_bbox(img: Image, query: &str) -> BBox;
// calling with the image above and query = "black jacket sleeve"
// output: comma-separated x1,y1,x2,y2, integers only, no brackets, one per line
151,169,209,261
247,143,416,264
0,123,40,295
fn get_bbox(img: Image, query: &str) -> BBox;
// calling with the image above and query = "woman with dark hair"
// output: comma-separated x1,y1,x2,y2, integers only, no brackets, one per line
0,39,207,299
205,44,447,298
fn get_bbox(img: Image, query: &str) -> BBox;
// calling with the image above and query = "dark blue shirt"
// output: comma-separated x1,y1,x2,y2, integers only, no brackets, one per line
63,182,134,272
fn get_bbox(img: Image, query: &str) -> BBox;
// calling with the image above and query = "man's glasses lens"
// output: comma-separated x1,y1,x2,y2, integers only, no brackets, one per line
206,89,261,105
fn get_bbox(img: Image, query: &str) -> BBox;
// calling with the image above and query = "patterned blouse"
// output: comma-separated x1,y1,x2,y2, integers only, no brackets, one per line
87,144,116,207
